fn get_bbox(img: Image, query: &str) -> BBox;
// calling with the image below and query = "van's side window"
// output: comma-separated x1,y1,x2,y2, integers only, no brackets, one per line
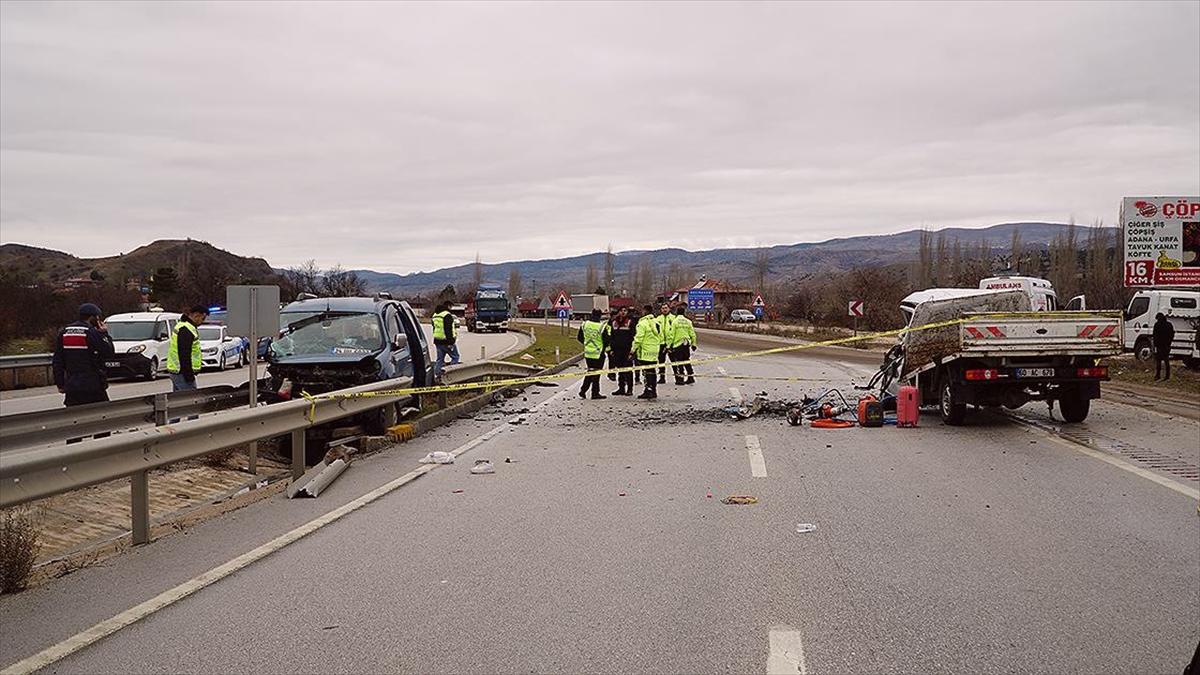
1169,297,1197,309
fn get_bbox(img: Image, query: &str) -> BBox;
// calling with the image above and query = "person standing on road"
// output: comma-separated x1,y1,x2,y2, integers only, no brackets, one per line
607,306,636,396
431,302,460,380
168,305,209,392
668,305,697,385
52,303,116,407
634,304,664,399
577,309,609,400
656,302,674,384
1153,312,1175,381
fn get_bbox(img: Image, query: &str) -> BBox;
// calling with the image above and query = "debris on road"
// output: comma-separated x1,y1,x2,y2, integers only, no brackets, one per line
287,458,350,499
452,489,464,494
721,495,759,505
469,459,495,474
795,523,817,533
419,451,455,464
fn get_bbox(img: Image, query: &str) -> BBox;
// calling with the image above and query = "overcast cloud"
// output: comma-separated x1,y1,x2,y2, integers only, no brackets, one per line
2,1,1197,273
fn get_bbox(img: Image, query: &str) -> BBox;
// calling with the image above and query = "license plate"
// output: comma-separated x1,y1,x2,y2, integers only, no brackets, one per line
1016,368,1055,378
105,361,121,368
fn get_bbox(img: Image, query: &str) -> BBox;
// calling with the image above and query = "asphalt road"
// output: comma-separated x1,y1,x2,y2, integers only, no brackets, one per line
0,327,527,416
0,339,1196,673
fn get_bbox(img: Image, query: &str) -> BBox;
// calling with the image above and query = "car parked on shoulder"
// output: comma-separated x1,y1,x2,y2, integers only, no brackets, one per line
102,311,177,380
729,309,757,323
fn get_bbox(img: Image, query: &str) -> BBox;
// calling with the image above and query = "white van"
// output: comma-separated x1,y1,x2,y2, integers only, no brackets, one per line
977,275,1086,312
1122,289,1199,366
103,311,178,380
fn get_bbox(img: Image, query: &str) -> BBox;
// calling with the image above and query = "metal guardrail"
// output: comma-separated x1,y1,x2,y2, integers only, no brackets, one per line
0,384,257,450
0,359,543,543
0,353,53,369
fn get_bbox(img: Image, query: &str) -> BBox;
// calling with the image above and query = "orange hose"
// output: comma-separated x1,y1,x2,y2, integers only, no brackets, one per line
810,419,855,429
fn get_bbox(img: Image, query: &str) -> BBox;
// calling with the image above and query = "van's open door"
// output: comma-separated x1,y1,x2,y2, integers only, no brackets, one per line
1066,295,1087,311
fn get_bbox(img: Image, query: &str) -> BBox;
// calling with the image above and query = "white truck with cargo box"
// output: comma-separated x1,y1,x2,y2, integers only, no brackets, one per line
570,294,610,319
880,287,1122,425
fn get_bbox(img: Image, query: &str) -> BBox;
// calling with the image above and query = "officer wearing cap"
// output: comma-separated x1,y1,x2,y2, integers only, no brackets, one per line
52,303,116,407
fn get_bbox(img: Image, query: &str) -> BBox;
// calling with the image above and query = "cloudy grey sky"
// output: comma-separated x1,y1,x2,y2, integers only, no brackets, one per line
2,1,1198,273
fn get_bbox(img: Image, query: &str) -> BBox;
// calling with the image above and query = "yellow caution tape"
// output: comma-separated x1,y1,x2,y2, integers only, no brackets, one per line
294,315,976,418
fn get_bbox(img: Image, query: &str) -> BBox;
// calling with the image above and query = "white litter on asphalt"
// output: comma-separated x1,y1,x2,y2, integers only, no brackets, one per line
469,459,495,475
795,523,817,534
419,451,455,464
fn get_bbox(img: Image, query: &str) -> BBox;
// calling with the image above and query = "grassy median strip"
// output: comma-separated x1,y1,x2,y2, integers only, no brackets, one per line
503,327,582,368
1108,354,1200,396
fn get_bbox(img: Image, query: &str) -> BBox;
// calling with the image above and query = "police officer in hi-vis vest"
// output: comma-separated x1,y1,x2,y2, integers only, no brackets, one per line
168,305,209,391
633,304,664,399
576,309,609,399
431,302,460,379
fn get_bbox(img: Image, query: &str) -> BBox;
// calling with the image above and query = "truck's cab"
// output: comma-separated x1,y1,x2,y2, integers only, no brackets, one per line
1122,289,1200,366
466,284,510,333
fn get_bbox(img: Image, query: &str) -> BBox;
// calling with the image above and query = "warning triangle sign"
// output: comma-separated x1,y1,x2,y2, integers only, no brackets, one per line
555,292,571,308
753,295,765,307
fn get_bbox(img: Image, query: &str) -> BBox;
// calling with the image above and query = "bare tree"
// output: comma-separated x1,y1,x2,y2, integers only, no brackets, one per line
753,247,770,294
585,260,597,292
507,267,522,300
471,253,483,293
1010,228,1023,273
950,239,963,285
915,229,934,288
666,261,687,292
604,244,615,293
321,265,367,297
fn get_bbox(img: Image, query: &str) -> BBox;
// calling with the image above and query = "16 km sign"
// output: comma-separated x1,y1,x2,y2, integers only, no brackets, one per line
1122,196,1200,287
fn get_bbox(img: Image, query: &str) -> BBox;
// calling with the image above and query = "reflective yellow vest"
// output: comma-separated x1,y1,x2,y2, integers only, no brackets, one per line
670,315,697,349
167,321,201,373
431,311,455,341
632,314,663,361
580,320,606,359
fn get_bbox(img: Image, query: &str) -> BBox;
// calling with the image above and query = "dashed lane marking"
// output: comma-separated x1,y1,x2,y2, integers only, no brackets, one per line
0,387,576,675
767,627,808,674
746,435,767,478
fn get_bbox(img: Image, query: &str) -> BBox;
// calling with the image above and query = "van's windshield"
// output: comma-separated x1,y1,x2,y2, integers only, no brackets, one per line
106,321,157,341
271,312,383,357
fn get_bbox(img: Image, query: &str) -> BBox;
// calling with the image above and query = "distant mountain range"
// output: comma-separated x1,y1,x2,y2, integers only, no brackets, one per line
352,222,1112,297
1,222,1113,299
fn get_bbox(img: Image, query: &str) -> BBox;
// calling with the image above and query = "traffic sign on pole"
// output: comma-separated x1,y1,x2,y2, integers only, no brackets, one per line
753,294,765,307
848,300,864,317
687,288,714,312
557,308,570,320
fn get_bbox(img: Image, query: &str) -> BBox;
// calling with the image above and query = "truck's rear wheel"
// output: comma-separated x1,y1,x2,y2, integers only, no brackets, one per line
939,381,967,426
1058,387,1090,423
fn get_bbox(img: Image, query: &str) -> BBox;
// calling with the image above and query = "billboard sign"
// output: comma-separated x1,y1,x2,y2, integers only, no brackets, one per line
1122,196,1200,287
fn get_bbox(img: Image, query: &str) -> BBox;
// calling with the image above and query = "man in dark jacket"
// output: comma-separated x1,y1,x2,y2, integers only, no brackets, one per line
53,303,115,407
1152,312,1175,381
607,306,636,395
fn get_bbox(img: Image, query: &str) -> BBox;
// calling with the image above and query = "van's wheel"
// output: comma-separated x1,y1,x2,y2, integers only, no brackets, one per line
143,357,159,381
1134,337,1153,362
1058,386,1091,423
366,402,399,435
939,380,967,426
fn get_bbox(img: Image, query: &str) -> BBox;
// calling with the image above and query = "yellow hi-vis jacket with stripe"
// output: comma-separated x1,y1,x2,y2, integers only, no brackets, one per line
669,314,697,349
578,320,607,359
632,314,664,362
167,321,201,373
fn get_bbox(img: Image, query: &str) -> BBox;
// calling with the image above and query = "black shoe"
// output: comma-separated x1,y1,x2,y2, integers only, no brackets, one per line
579,390,587,398
591,394,607,400
612,390,628,396
674,379,685,385
657,376,666,384
685,377,695,384
636,392,652,399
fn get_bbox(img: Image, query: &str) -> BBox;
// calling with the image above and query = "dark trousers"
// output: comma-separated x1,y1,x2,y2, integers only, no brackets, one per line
637,359,658,396
1155,355,1171,379
581,356,605,396
670,346,694,382
657,346,667,380
64,389,108,407
611,352,633,392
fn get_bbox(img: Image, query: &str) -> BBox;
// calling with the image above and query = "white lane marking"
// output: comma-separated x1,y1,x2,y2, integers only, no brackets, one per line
730,386,743,404
767,627,808,675
0,386,576,675
718,366,728,376
745,435,767,478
